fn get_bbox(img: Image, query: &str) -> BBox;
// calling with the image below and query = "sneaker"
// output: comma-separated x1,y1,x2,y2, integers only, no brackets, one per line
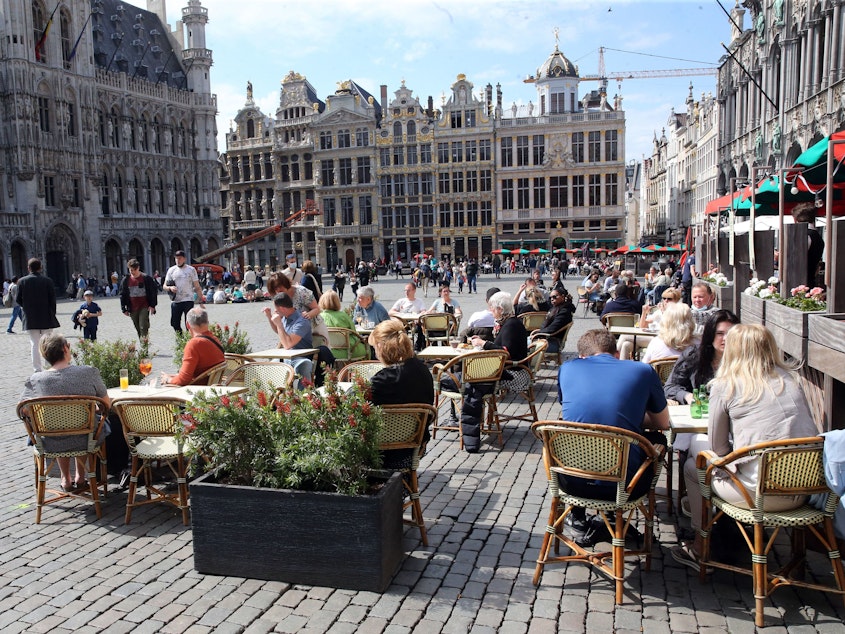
6,330,13,334
671,545,712,574
564,513,589,538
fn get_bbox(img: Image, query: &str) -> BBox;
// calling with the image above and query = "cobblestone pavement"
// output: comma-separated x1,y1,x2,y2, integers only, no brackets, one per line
1,274,843,633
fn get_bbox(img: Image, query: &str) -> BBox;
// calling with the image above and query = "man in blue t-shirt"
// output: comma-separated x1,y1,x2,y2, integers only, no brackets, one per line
557,329,669,529
270,292,313,384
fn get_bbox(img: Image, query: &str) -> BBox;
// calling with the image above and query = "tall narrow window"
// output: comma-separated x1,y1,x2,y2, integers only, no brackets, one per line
500,138,513,167
572,175,585,207
324,198,336,226
341,196,354,225
516,136,529,166
550,176,567,208
589,174,601,206
605,130,618,161
60,10,72,68
38,96,51,132
605,173,618,205
359,195,372,224
533,177,545,208
517,178,529,209
502,179,514,210
532,135,545,165
572,132,584,163
357,157,371,184
588,131,601,162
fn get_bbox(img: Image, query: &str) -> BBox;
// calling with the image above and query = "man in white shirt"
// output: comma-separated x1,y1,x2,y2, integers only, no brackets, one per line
459,286,500,342
283,253,304,285
389,283,426,317
163,250,204,333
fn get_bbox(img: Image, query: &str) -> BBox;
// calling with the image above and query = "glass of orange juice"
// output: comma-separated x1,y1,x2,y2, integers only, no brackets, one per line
119,369,129,391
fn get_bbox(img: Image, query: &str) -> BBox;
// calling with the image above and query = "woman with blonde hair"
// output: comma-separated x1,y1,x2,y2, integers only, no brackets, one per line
640,302,697,363
368,320,434,468
672,324,818,571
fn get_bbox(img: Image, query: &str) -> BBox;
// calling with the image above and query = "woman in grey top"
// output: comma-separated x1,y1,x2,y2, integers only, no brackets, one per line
672,324,818,572
20,333,110,492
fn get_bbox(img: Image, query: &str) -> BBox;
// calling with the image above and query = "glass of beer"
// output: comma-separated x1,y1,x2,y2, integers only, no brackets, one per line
119,369,129,391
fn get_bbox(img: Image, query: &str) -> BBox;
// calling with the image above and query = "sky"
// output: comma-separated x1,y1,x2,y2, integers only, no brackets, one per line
164,0,738,161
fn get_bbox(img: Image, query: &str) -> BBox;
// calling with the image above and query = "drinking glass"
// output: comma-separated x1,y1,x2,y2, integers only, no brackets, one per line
139,358,152,384
119,369,129,391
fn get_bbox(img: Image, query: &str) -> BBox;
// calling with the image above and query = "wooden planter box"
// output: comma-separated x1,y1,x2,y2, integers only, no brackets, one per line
808,313,845,383
740,293,767,326
190,470,405,592
764,302,824,363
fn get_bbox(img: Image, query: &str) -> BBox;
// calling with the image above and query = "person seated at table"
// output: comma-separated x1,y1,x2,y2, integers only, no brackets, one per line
353,286,390,327
368,320,435,468
388,283,426,317
602,268,621,294
582,271,604,312
664,309,739,405
460,286,500,343
600,282,642,318
318,291,367,362
529,287,573,357
639,302,698,364
161,307,225,386
469,292,529,395
514,277,549,311
268,293,314,385
426,285,462,323
641,287,682,332
19,332,111,492
557,328,669,535
515,285,551,316
690,282,716,332
672,324,819,572
264,271,320,335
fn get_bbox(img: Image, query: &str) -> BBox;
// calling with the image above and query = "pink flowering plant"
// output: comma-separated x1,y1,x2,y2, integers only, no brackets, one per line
173,321,251,365
180,372,383,495
777,285,827,312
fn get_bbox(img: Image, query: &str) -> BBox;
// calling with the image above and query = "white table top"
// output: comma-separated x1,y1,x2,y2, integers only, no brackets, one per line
416,345,477,361
244,348,318,360
108,384,246,402
608,326,658,337
668,404,707,435
392,312,422,322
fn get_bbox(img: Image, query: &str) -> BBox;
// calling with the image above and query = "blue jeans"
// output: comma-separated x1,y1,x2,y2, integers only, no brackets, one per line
467,275,477,293
7,305,22,331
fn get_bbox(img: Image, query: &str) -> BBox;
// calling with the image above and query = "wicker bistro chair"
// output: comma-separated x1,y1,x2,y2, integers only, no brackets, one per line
17,396,110,524
224,361,296,391
432,349,509,449
420,312,459,346
532,321,573,367
696,437,845,627
498,338,548,425
601,312,638,329
187,360,229,386
519,311,548,333
221,353,251,384
326,327,369,368
337,360,386,383
378,404,438,546
530,420,663,604
648,356,679,385
576,286,595,317
112,397,191,525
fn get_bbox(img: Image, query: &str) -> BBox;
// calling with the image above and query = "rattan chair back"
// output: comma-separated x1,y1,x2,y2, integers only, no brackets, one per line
337,360,386,382
519,311,548,332
420,312,458,346
224,361,295,390
648,356,679,385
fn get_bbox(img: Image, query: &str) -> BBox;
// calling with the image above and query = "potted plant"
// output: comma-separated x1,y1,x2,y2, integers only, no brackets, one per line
72,337,152,388
741,277,779,326
764,285,826,362
174,321,251,365
183,375,404,592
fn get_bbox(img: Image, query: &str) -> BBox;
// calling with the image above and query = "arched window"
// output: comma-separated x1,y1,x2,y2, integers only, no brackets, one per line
144,173,152,213
33,1,48,63
98,109,106,145
153,116,162,152
174,175,181,214
393,121,403,142
60,9,72,68
116,172,124,213
183,176,191,215
111,107,121,147
64,89,76,137
140,115,149,151
157,175,165,213
247,118,255,138
407,121,416,139
101,172,110,215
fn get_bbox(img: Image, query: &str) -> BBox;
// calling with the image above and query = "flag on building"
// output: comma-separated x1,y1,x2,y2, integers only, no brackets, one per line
34,4,59,62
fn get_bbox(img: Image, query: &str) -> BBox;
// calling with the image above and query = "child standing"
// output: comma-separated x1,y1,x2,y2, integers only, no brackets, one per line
79,290,102,340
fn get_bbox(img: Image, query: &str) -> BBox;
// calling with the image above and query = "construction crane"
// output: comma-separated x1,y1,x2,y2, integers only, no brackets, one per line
530,46,718,88
194,200,320,264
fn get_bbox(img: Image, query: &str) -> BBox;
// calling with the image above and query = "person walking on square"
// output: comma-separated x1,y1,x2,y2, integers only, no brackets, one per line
17,258,61,372
77,290,102,340
465,258,478,294
119,258,158,339
163,250,204,333
6,276,22,333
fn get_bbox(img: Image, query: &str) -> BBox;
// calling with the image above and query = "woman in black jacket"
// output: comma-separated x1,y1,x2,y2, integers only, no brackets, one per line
470,291,528,361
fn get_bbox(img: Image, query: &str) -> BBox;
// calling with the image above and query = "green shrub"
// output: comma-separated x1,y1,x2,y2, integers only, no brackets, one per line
181,372,383,495
71,337,151,388
173,321,251,365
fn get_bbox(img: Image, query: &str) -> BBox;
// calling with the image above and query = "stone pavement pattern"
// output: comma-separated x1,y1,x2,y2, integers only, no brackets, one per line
1,274,844,633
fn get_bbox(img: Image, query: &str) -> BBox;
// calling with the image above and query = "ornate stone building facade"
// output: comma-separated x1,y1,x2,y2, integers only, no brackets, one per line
0,0,220,287
220,43,628,270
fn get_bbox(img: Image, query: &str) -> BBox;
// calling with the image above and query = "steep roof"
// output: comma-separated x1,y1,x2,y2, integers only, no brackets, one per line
91,0,188,90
